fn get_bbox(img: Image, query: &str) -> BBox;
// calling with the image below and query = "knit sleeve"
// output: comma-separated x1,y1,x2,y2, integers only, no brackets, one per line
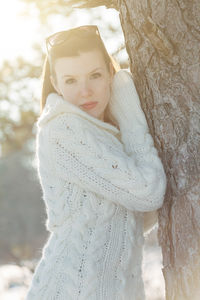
48,113,166,212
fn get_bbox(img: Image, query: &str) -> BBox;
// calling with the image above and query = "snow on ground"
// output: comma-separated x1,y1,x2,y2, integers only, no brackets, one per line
0,264,32,300
142,245,165,300
0,245,165,300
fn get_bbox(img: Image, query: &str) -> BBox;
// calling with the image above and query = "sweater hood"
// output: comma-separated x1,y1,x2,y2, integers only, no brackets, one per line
36,69,129,136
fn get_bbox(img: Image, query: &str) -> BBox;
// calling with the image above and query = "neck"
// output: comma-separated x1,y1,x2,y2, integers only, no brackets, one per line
99,112,104,122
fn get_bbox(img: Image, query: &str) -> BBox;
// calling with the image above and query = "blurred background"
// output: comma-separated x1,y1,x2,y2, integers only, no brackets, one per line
0,0,165,299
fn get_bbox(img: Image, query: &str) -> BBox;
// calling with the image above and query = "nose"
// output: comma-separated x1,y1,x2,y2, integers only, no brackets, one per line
78,79,93,98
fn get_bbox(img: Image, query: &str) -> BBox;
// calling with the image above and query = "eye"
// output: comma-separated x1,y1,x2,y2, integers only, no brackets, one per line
91,72,102,79
65,78,75,84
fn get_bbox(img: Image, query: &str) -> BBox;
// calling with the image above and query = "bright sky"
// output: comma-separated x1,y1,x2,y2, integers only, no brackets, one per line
0,0,127,65
0,0,40,63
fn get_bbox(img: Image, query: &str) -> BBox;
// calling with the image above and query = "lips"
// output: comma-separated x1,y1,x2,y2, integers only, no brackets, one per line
81,102,98,110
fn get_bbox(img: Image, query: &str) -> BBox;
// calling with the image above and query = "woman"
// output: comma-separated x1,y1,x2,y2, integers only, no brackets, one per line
26,25,167,300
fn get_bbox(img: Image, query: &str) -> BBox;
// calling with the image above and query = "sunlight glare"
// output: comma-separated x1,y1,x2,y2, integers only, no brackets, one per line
0,0,40,64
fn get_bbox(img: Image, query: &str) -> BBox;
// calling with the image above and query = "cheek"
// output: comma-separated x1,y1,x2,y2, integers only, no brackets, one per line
59,83,77,100
95,80,111,101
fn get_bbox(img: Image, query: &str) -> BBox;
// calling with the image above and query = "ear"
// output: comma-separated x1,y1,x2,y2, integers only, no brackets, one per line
50,75,61,95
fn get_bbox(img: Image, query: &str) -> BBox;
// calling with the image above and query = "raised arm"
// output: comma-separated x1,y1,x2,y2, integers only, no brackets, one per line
47,113,166,212
108,69,167,230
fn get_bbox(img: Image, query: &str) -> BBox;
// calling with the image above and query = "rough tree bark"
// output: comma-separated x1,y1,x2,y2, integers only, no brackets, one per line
117,1,200,299
68,1,200,299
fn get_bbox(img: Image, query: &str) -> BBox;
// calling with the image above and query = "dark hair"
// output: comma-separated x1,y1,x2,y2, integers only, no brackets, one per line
40,28,121,126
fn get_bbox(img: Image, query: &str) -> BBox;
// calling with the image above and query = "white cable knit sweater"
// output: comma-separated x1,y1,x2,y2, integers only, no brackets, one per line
26,69,167,300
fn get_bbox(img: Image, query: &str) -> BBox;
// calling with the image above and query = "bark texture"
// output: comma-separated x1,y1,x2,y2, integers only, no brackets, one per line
117,1,200,299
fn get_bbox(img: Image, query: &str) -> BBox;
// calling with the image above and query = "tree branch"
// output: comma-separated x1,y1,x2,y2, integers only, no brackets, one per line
66,0,119,10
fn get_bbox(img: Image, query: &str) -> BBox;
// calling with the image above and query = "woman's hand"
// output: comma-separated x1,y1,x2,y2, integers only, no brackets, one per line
108,69,152,158
108,69,148,133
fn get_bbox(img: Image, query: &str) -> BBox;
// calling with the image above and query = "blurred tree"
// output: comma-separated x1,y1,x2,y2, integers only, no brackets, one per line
0,52,44,157
52,1,200,300
20,0,74,23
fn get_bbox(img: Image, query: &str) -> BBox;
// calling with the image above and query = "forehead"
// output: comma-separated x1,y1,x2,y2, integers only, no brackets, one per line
54,50,107,77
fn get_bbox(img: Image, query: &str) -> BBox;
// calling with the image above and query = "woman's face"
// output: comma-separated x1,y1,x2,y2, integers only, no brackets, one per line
51,49,114,121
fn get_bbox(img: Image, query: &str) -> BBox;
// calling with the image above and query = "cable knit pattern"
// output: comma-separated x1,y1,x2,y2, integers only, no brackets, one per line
26,69,166,300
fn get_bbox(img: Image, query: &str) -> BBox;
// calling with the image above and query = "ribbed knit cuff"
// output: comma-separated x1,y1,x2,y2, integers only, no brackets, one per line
120,125,156,166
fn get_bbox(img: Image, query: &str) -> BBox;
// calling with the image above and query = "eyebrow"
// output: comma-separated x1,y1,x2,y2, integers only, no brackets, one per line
62,67,103,78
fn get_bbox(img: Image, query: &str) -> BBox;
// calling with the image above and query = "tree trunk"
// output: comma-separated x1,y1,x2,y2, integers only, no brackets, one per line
118,0,200,299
